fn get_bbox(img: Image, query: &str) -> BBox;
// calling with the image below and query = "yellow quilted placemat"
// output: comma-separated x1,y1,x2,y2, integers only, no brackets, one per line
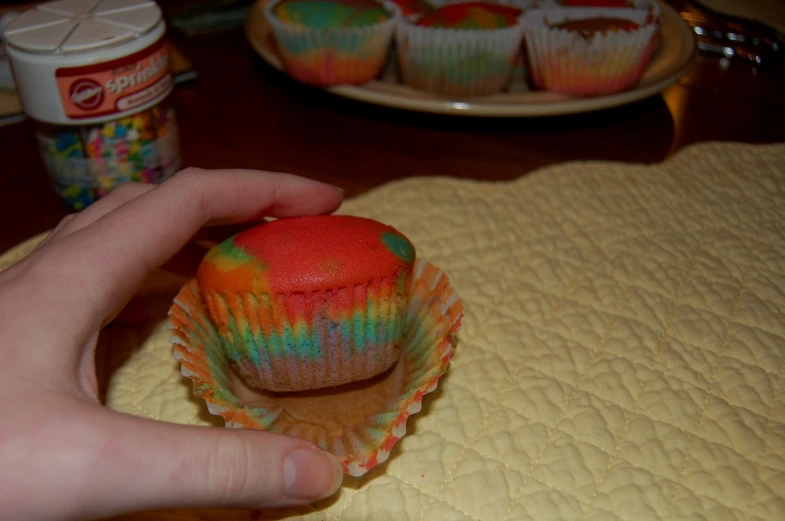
2,141,785,521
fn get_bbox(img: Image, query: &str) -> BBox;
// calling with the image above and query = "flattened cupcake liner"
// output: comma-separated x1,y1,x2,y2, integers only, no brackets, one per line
200,270,411,392
395,18,526,97
169,259,463,477
264,0,401,86
521,6,660,96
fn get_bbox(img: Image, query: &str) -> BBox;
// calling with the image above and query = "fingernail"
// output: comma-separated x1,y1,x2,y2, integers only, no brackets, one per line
283,448,343,500
331,184,345,195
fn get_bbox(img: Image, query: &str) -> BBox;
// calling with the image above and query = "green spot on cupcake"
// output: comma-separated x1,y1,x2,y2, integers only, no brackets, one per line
322,259,342,273
382,232,415,264
274,0,389,29
206,238,265,272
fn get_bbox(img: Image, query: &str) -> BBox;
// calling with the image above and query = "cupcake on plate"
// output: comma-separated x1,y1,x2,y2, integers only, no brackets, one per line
521,3,660,96
264,0,401,86
396,2,526,97
196,215,416,392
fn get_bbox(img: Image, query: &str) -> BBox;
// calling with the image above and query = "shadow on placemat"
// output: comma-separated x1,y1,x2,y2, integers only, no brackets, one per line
95,270,189,404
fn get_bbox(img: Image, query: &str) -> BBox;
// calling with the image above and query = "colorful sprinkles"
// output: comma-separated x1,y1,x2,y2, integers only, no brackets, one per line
35,103,181,210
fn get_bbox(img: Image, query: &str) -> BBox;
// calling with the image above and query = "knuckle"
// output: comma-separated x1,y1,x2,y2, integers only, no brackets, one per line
108,182,140,197
205,433,269,504
169,168,212,216
102,181,152,203
171,166,206,181
56,213,77,228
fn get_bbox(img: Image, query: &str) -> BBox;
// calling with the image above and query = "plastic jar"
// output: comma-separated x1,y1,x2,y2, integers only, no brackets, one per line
4,0,181,210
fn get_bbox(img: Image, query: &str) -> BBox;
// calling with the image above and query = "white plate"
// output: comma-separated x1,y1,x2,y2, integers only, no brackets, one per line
245,0,696,117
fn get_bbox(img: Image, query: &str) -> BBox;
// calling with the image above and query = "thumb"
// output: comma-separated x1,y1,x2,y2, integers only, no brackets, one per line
83,410,343,518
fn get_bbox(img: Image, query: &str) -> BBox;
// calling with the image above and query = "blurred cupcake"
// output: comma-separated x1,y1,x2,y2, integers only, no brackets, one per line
521,4,660,96
396,2,526,97
264,0,400,86
196,215,416,393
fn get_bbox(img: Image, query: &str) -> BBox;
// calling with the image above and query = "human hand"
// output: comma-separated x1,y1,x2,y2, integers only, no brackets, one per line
0,169,345,521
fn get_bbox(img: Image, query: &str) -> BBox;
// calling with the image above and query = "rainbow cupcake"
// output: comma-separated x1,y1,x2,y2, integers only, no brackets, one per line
264,0,400,86
196,215,416,392
396,2,526,97
171,253,462,475
521,3,660,96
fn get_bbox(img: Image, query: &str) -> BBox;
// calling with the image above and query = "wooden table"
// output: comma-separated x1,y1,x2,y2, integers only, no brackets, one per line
1,1,784,254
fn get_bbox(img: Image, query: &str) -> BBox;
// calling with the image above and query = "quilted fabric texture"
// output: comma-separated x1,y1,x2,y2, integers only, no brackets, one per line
1,141,784,521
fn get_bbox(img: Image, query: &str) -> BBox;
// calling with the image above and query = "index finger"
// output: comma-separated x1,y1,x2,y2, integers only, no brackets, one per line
30,168,344,333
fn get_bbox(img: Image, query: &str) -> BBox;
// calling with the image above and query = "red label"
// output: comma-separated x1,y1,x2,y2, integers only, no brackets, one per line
56,37,172,120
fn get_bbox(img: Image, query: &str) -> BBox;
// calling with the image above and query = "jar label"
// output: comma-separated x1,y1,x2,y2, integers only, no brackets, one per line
55,37,173,121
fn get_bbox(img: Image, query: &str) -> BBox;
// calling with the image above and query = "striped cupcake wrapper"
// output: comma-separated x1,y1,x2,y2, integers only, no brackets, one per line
200,270,411,392
521,6,660,96
395,18,526,97
264,0,400,86
169,259,463,476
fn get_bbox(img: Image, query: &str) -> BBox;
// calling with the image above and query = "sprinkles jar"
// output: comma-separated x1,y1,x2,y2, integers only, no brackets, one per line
4,0,181,210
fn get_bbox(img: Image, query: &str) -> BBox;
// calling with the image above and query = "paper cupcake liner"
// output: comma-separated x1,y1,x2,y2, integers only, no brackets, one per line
395,18,525,97
264,0,400,86
169,259,463,477
200,271,411,392
521,6,660,96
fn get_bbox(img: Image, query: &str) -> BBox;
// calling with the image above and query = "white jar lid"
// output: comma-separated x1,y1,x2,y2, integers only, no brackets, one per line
4,0,171,125
4,0,162,55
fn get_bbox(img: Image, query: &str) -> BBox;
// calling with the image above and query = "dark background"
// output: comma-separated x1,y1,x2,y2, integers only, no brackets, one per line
1,0,783,253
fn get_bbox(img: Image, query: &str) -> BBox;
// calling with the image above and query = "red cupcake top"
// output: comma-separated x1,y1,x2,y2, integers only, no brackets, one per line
198,215,416,294
415,2,522,28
